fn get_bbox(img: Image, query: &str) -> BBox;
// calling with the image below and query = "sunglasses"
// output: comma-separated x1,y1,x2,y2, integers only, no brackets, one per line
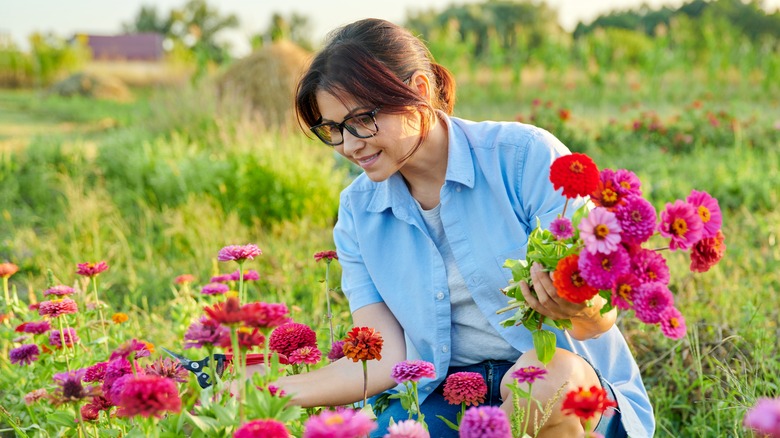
310,107,381,146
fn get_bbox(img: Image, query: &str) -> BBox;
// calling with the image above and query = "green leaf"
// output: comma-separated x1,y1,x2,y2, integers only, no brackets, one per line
532,329,557,365
436,414,460,431
46,411,76,428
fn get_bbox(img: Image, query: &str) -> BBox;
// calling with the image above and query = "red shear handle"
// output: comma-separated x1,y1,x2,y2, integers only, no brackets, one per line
223,353,290,366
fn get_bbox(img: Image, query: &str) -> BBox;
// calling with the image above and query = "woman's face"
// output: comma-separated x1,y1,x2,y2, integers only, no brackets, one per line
315,89,422,182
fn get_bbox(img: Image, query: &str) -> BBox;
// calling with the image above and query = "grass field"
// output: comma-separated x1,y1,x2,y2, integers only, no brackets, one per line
1,65,778,436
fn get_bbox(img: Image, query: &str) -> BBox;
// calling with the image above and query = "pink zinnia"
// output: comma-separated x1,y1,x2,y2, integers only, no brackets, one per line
658,200,703,251
117,375,182,418
633,282,674,324
241,301,290,330
234,419,290,438
201,282,229,295
550,217,574,240
384,420,430,438
174,274,196,285
110,339,151,361
218,244,262,262
659,306,687,340
145,357,190,383
314,250,338,262
38,298,78,318
442,371,487,406
612,169,642,197
510,365,548,385
611,274,640,310
578,246,630,290
630,247,670,285
15,320,52,334
690,230,726,273
44,285,75,296
459,405,512,438
288,346,322,365
184,316,231,349
327,340,345,361
210,274,233,283
83,361,109,383
579,207,622,254
230,269,260,282
686,190,722,239
391,360,437,384
614,196,657,245
49,327,80,348
0,262,19,278
743,397,780,437
102,358,135,399
76,261,109,277
269,322,318,357
24,388,48,405
9,344,40,365
303,407,377,438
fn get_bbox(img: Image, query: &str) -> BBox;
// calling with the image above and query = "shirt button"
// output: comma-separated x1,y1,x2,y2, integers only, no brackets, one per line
442,345,449,353
436,292,445,300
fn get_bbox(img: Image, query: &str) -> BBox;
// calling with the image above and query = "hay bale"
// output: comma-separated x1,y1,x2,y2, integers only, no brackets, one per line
46,72,133,102
215,40,311,129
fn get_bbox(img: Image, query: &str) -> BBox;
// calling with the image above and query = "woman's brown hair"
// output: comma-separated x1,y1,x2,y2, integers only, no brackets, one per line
295,18,456,158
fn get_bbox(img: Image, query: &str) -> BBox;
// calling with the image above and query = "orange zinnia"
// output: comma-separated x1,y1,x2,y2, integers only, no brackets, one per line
342,326,383,362
552,254,599,304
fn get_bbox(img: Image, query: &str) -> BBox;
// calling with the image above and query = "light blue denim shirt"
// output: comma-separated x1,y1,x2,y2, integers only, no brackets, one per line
334,115,655,437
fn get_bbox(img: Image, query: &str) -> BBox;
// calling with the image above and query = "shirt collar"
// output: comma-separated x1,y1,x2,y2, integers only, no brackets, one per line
366,113,475,214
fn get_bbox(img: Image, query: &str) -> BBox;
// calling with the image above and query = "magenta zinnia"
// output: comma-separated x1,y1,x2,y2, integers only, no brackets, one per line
230,269,260,281
612,169,642,197
302,407,377,438
44,285,75,296
611,274,640,310
9,344,40,366
658,200,703,251
658,306,687,340
235,418,290,438
459,405,512,438
327,340,345,361
83,361,109,383
269,322,318,357
49,327,80,348
510,365,548,385
241,301,290,329
144,357,190,383
686,189,722,239
614,195,657,245
630,247,670,285
184,316,231,349
633,282,674,324
578,246,630,290
313,250,338,262
76,261,109,277
550,217,574,240
201,282,230,295
116,375,182,418
217,244,262,262
38,298,78,318
743,397,780,437
15,320,52,334
391,360,437,384
579,207,622,254
51,369,100,405
442,371,487,406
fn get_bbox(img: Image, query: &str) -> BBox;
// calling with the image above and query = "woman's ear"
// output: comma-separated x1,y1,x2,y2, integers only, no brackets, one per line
409,71,432,102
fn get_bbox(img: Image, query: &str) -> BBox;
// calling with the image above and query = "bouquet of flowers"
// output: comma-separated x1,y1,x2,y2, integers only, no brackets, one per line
498,153,726,364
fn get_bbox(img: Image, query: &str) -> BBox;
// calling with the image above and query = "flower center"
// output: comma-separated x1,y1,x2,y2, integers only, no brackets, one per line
620,181,632,190
698,205,711,223
671,218,688,236
602,189,618,205
325,415,345,426
569,161,584,174
570,271,586,287
618,284,632,299
631,210,643,222
595,224,610,239
669,317,679,328
601,258,612,271
648,271,657,280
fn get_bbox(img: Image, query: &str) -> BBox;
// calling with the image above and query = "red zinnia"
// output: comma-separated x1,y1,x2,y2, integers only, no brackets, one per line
241,302,290,330
204,297,246,326
549,153,600,199
313,250,338,262
342,326,384,362
76,261,109,277
442,371,487,406
269,322,318,357
690,230,726,273
561,385,617,420
218,327,265,350
552,255,599,304
116,375,182,418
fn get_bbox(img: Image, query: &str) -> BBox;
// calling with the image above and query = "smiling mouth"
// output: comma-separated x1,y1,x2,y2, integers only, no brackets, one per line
356,152,381,165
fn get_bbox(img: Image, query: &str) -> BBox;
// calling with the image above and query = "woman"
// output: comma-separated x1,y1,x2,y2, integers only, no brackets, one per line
274,18,654,437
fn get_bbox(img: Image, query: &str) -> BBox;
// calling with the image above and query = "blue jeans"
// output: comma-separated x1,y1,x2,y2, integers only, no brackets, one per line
370,359,626,438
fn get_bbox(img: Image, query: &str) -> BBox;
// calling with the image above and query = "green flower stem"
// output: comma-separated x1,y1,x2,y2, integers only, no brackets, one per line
57,317,71,371
230,327,245,423
2,277,9,310
521,383,535,437
361,359,369,408
74,402,88,438
237,261,245,304
560,198,570,219
91,277,109,354
324,261,335,349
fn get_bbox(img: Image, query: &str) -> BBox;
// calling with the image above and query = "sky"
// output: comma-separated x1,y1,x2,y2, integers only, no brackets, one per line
3,0,780,56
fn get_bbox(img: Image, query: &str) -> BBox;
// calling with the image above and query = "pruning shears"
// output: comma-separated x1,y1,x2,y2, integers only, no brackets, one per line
162,347,228,389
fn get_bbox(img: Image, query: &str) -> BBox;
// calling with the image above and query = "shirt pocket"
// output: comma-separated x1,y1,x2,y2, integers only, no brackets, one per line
494,242,527,284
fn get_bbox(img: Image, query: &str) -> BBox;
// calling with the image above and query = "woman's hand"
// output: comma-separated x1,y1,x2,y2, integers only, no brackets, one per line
519,263,616,340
